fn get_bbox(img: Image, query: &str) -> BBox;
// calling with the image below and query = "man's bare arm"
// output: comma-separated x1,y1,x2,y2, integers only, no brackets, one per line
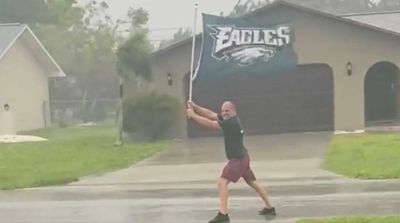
188,101,218,121
187,107,220,130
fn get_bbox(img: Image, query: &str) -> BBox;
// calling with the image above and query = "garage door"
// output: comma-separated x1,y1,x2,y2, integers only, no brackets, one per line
186,64,334,137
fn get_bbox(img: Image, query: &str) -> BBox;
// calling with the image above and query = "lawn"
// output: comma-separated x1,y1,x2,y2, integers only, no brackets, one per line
325,133,400,179
0,126,168,190
298,216,400,223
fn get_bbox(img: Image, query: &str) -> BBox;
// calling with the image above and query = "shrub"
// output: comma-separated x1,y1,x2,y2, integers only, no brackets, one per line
123,91,180,141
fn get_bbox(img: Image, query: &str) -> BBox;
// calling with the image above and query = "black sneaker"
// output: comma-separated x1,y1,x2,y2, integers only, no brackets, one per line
209,212,230,223
258,207,277,216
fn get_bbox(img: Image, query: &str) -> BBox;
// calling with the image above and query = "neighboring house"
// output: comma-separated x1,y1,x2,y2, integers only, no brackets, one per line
0,23,65,133
126,0,400,138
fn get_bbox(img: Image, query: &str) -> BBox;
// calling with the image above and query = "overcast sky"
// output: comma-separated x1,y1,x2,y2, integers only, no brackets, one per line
78,0,239,42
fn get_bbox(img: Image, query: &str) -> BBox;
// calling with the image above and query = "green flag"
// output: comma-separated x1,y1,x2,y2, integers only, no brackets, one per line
194,14,298,80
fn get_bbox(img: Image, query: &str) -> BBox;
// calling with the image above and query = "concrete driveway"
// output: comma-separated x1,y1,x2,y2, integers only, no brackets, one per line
141,131,332,164
72,131,338,187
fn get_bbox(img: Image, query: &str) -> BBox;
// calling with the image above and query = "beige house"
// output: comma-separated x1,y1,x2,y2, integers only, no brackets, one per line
0,24,65,133
126,1,400,138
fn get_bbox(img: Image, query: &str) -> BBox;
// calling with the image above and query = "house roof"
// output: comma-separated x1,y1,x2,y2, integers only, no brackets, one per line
342,11,400,34
0,24,25,58
154,0,400,55
0,23,65,77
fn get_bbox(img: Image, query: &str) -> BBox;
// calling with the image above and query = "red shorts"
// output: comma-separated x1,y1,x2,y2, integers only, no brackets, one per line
221,155,256,183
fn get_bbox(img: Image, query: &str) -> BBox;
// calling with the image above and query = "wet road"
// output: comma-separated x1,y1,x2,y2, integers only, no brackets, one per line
2,193,400,223
1,179,400,223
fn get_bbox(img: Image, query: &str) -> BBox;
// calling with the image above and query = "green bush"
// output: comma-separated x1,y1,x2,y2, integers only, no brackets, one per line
123,91,180,141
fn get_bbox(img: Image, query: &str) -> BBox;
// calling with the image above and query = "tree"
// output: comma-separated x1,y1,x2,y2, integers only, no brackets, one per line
117,32,152,82
127,7,149,31
229,0,274,17
0,0,50,25
116,7,153,82
60,0,120,122
113,7,153,144
0,0,79,26
375,0,400,10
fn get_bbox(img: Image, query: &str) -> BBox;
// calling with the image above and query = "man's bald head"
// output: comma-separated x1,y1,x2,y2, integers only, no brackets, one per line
221,101,237,120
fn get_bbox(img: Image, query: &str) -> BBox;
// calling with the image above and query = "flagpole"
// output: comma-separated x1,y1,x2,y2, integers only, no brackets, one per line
189,2,198,102
114,76,123,147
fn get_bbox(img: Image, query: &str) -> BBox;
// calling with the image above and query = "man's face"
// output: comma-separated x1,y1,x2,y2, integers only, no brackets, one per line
221,102,235,120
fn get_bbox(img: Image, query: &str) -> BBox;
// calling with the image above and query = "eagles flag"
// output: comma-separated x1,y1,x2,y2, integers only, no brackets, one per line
193,14,298,80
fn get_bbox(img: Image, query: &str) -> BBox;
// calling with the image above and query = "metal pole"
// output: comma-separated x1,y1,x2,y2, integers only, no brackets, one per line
115,76,123,147
189,2,198,101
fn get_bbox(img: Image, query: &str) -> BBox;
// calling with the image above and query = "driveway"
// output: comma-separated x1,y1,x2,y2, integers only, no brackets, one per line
140,131,332,165
72,131,337,186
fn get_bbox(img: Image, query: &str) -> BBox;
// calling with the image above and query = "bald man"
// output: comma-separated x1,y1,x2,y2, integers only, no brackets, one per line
187,101,276,223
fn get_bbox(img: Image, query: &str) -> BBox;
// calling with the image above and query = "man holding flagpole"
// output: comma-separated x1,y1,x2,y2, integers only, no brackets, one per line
185,1,297,221
187,100,276,223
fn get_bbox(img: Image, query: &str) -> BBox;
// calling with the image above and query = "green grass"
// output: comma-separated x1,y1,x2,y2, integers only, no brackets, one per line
325,133,400,179
298,216,400,223
0,126,168,190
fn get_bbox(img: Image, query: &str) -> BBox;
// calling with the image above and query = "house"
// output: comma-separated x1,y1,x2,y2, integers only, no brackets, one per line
126,1,400,138
0,23,65,133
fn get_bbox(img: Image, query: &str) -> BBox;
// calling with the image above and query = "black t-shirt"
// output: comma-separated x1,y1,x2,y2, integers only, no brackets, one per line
218,115,247,160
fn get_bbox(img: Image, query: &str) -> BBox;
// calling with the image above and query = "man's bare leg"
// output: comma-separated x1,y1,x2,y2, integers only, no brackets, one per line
208,178,231,223
247,180,273,208
217,177,230,214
